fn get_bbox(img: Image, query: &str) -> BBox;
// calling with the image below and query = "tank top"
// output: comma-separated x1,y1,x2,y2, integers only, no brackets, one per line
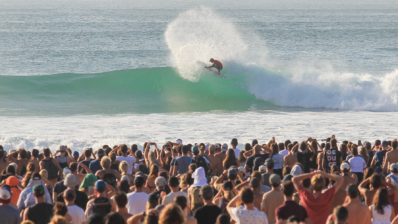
27,202,54,224
371,205,392,224
58,156,68,169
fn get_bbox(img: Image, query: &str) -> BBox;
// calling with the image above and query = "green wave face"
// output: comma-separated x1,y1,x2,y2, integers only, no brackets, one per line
0,67,275,116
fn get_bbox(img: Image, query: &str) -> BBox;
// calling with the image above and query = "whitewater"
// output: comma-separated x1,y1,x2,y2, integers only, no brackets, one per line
1,0,398,150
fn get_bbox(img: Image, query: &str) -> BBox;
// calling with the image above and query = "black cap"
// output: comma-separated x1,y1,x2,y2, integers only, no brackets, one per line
252,139,258,146
134,176,145,186
231,138,238,145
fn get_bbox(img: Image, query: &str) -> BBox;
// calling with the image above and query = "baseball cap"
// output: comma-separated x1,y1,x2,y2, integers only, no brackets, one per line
0,185,12,203
63,167,72,178
209,145,216,153
228,168,238,176
250,177,260,188
64,174,79,188
192,146,199,152
382,141,389,147
134,176,145,186
259,165,266,173
269,174,281,185
97,149,104,156
95,180,106,190
265,158,274,167
222,144,228,152
390,163,398,171
231,138,238,145
73,151,79,157
33,184,45,195
176,139,182,145
341,163,350,171
58,145,67,152
155,176,167,187
148,193,158,203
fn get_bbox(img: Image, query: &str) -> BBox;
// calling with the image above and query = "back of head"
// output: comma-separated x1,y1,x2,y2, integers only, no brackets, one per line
346,184,358,199
331,138,337,148
393,139,398,149
240,188,254,204
311,174,325,192
54,202,68,216
69,162,78,173
101,156,111,169
114,192,128,208
374,188,390,215
159,204,186,224
216,214,231,224
134,176,145,188
104,212,125,224
64,188,76,202
43,148,51,157
182,145,190,155
20,149,27,159
84,149,92,158
282,181,295,197
251,171,262,181
120,144,128,154
174,195,187,210
50,215,68,224
370,174,382,189
333,206,349,223
169,176,179,188
200,185,214,201
87,214,105,224
118,180,130,194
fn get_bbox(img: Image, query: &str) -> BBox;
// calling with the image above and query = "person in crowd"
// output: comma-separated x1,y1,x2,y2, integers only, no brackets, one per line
262,158,274,187
126,176,149,215
0,149,9,175
40,148,63,185
79,173,97,196
173,145,193,176
214,168,239,191
162,176,189,205
189,167,209,212
95,156,121,189
18,172,52,211
238,150,247,167
49,215,68,224
230,138,241,159
53,202,72,222
52,168,71,202
339,163,358,190
348,144,366,183
0,185,21,224
89,148,105,174
5,176,21,204
215,144,228,168
292,170,343,224
149,176,168,204
120,161,133,185
323,139,343,173
175,195,197,224
223,149,238,170
275,180,309,223
23,185,54,223
251,171,271,193
279,140,290,157
387,163,398,214
53,145,74,169
58,174,89,211
113,192,132,222
383,139,398,175
326,206,349,224
208,145,222,176
216,214,230,224
21,162,36,188
159,203,186,224
7,149,29,176
63,188,86,224
114,144,137,175
78,148,95,174
146,164,159,192
70,161,92,186
261,174,284,224
85,180,115,217
371,141,389,174
283,144,297,168
104,212,126,224
194,185,222,224
212,181,236,213
369,188,395,223
359,174,395,206
343,184,371,224
244,145,268,174
269,143,284,176
227,188,268,224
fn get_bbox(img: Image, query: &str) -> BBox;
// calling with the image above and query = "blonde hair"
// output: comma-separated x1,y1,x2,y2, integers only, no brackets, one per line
39,169,48,179
159,203,186,224
148,151,159,168
50,216,68,224
359,147,369,164
100,156,111,169
311,174,325,192
119,161,129,174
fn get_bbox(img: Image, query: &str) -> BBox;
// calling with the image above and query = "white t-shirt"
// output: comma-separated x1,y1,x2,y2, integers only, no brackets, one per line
279,149,289,157
126,192,149,215
162,191,189,206
233,148,241,159
348,156,367,173
67,205,86,224
116,156,137,174
229,207,268,224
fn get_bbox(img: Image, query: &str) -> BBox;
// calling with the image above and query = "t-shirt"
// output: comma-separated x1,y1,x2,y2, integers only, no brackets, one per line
162,191,189,206
89,159,103,174
261,190,284,224
275,201,308,222
246,154,269,173
298,184,335,224
324,148,342,172
0,205,20,224
272,153,283,169
375,150,387,173
301,151,314,173
262,173,271,187
229,207,268,224
116,156,136,174
149,189,167,204
233,148,241,159
53,180,67,197
126,191,149,215
348,156,367,173
175,156,193,175
194,205,222,224
57,189,89,211
279,149,289,157
67,205,86,224
27,202,54,224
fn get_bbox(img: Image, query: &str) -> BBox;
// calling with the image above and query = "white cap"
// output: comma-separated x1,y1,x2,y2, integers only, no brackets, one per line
259,165,266,173
390,163,398,171
238,166,246,173
121,175,130,182
341,163,350,171
0,187,12,200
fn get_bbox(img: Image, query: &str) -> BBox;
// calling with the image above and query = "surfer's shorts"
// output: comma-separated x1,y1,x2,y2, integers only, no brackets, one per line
214,64,223,71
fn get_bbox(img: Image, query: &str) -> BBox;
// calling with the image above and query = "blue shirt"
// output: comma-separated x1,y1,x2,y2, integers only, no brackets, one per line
375,150,387,173
89,159,102,174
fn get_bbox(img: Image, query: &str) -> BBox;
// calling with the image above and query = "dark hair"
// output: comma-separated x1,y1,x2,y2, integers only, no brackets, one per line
271,143,279,156
118,180,130,194
216,214,230,224
53,202,68,216
223,149,237,169
135,150,143,159
278,143,285,151
374,188,390,215
375,140,381,146
120,145,128,154
84,149,92,157
244,143,251,151
148,164,159,179
114,192,128,208
240,188,254,204
334,206,348,222
364,167,374,180
169,176,179,188
282,181,294,197
19,149,27,159
32,149,39,158
282,166,292,178
393,140,398,149
188,163,197,174
340,144,347,160
331,138,337,148
105,147,112,156
302,178,311,188
43,148,51,157
87,214,105,224
371,174,382,189
6,165,15,175
185,173,194,186
287,143,293,151
347,184,359,199
135,176,144,188
182,145,190,154
64,191,76,202
69,162,78,173
104,212,126,224
284,140,291,148
174,195,187,209
131,144,138,154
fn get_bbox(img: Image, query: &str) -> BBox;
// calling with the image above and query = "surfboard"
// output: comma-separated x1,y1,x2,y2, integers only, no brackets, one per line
205,67,230,79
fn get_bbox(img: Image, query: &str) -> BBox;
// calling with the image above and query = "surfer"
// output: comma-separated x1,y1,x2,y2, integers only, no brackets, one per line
205,58,223,74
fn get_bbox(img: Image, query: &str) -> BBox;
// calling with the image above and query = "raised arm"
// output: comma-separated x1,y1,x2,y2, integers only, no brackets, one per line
226,193,241,214
292,172,315,190
322,172,344,193
358,177,370,195
78,161,92,174
214,170,228,189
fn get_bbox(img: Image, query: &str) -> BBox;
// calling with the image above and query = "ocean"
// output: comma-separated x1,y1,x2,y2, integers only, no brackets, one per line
1,0,398,151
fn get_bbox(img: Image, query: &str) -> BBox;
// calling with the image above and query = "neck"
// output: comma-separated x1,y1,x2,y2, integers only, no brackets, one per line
252,187,260,193
171,187,179,193
284,196,293,201
135,187,143,192
271,186,280,191
98,193,107,197
117,207,128,213
35,197,44,204
65,201,74,206
349,197,360,203
122,153,127,157
204,199,214,206
266,170,273,174
244,203,255,210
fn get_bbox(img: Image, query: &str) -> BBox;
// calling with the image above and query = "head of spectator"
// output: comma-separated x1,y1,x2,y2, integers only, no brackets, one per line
251,171,263,185
282,180,295,199
159,203,186,224
270,174,281,188
238,166,245,177
147,193,159,211
373,188,390,216
200,185,214,203
346,184,359,200
87,214,105,224
370,173,382,190
192,145,199,156
119,161,129,175
222,181,234,199
0,185,13,205
340,162,350,175
50,215,68,224
120,144,128,156
118,180,130,194
155,176,166,191
95,180,107,196
191,167,207,188
252,139,258,148
84,148,92,159
231,138,238,148
245,143,252,151
114,192,128,210
134,176,145,189
43,147,52,158
168,176,179,191
53,201,68,218
216,214,231,224
283,166,292,178
188,163,197,173
265,158,274,173
104,212,125,224
221,143,228,152
250,177,261,192
63,188,76,206
290,164,303,176
227,167,238,181
240,188,254,207
333,206,349,224
310,174,325,192
180,173,193,189
100,156,111,170
79,173,97,193
259,165,266,174
64,174,79,189
174,195,188,213
33,184,46,203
